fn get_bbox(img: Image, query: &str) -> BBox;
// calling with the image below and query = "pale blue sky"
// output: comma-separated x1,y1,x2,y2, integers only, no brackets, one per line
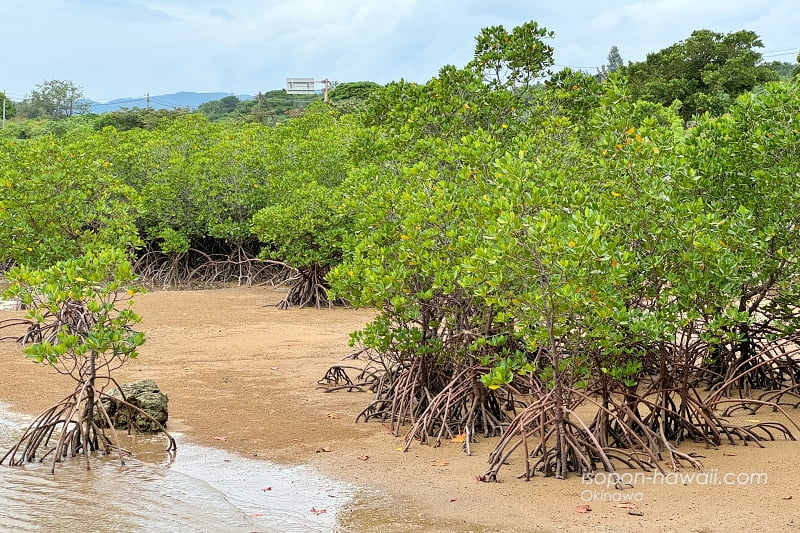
2,0,798,101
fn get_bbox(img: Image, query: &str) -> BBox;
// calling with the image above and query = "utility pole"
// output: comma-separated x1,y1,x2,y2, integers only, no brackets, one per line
146,92,150,109
255,92,264,123
322,78,330,103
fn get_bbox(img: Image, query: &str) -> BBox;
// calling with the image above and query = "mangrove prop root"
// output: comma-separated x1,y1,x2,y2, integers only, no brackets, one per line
316,365,383,393
276,263,345,310
402,367,509,450
1,382,176,473
134,245,284,289
187,247,284,288
322,334,800,483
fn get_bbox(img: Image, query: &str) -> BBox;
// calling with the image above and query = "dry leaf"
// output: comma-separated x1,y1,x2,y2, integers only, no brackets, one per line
395,447,403,451
261,487,272,492
628,510,644,516
451,433,467,443
358,455,370,461
270,366,280,370
432,460,450,466
475,474,487,482
310,507,327,515
316,447,332,453
746,419,761,423
213,436,227,441
327,413,339,419
783,496,793,500
723,452,737,456
449,498,458,502
575,505,592,513
615,502,638,509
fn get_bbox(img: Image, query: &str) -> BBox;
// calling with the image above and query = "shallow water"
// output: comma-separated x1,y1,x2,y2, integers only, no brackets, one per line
0,406,354,532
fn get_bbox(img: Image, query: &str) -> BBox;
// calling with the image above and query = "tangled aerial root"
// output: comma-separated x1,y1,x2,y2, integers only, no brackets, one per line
275,263,345,310
317,349,386,393
188,247,285,287
321,333,800,483
0,293,176,473
483,389,659,482
135,246,284,289
2,380,176,473
133,249,192,289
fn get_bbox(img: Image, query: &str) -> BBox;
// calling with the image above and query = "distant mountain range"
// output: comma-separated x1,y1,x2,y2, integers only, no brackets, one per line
86,92,254,113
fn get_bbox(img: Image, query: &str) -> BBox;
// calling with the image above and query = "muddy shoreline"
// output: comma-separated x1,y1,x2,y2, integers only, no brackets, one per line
1,286,798,532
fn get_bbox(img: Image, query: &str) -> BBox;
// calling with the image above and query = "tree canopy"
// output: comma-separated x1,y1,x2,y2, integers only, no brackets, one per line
624,29,778,120
21,79,91,120
607,45,623,72
328,81,382,102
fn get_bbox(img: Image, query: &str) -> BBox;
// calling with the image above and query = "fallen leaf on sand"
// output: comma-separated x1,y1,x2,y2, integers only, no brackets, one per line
783,496,793,500
270,366,280,370
261,487,272,492
450,498,458,502
310,507,327,515
628,509,644,516
746,419,761,423
451,433,467,443
316,447,332,453
327,412,339,419
723,452,737,456
575,505,592,513
432,461,450,466
615,502,638,509
358,455,370,461
213,436,227,441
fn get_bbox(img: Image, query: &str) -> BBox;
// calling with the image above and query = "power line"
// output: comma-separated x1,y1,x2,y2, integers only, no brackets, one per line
148,97,193,110
90,97,150,108
761,45,800,54
553,63,603,71
762,50,800,59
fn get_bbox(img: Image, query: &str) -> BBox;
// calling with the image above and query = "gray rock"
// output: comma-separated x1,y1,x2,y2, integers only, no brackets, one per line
100,378,169,432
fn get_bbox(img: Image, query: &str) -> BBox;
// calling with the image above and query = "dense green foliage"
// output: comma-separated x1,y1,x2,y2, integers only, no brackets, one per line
4,247,144,368
198,90,322,123
0,91,16,119
328,81,382,102
0,135,140,267
624,29,778,120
